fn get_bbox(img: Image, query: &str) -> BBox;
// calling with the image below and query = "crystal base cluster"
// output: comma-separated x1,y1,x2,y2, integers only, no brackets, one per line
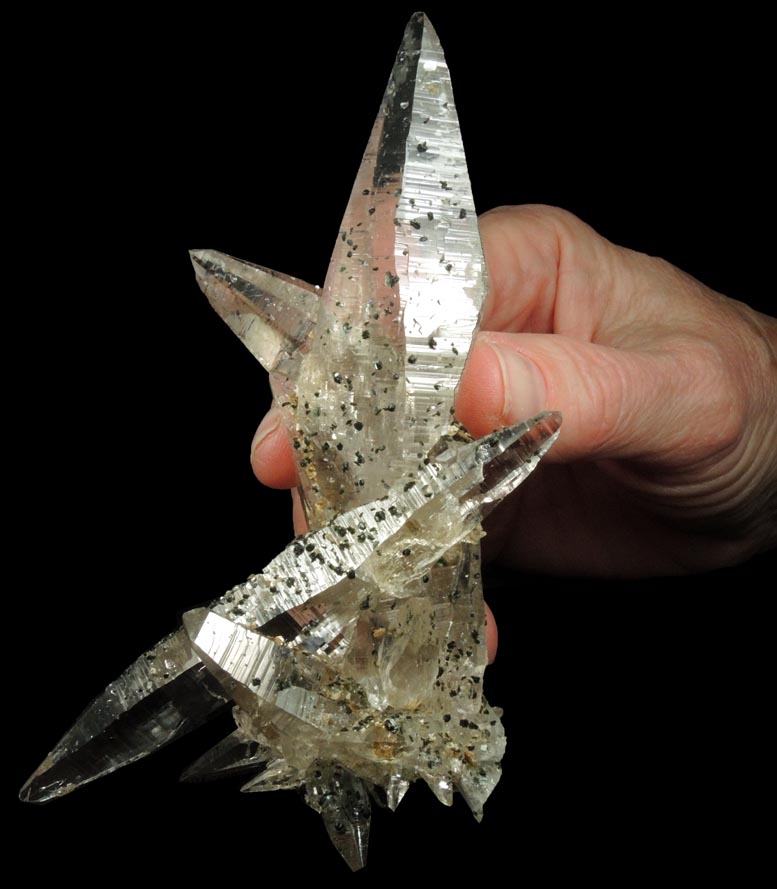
21,13,560,870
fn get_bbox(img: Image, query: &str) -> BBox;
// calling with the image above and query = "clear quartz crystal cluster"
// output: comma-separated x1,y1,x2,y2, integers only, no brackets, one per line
21,13,560,869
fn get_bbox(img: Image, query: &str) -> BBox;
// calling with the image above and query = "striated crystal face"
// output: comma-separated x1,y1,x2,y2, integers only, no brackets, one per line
20,13,560,870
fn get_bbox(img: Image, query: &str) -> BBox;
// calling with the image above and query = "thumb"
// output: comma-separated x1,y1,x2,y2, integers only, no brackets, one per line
457,331,681,462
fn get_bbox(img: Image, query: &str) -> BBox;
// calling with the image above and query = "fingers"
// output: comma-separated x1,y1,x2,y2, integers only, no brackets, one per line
485,602,498,665
291,488,308,536
457,330,719,463
478,205,626,337
464,204,757,468
250,405,297,489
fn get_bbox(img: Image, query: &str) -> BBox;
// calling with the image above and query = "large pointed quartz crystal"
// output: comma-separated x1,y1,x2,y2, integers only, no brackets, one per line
21,13,561,870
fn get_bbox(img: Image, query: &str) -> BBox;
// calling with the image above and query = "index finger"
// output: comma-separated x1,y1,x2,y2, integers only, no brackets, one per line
478,204,634,341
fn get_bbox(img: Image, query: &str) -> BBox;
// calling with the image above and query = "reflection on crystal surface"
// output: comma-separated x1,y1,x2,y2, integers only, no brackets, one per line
19,629,229,803
21,13,561,870
180,726,271,783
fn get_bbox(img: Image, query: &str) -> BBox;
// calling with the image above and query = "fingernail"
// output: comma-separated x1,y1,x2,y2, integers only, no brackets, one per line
251,408,281,455
488,341,546,422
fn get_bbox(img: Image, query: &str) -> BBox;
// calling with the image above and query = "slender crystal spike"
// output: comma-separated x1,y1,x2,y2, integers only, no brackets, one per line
20,630,229,803
180,729,271,783
422,772,455,807
461,411,562,519
386,773,410,811
240,759,303,793
190,249,319,373
456,759,503,823
305,765,371,871
282,12,488,530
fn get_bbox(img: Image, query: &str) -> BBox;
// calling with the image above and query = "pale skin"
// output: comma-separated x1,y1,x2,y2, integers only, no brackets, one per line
251,205,777,661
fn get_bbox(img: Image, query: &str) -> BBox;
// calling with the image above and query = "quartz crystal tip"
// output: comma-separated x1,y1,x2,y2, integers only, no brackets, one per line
19,629,229,803
189,248,320,373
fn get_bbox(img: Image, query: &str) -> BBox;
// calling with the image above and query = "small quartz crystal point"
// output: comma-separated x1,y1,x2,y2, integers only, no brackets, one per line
21,12,562,871
19,630,229,803
179,727,271,783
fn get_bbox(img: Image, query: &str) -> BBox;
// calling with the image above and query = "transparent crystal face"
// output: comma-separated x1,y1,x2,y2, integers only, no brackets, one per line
20,13,560,871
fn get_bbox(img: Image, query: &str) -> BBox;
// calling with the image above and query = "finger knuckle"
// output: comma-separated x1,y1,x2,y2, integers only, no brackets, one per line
678,338,747,456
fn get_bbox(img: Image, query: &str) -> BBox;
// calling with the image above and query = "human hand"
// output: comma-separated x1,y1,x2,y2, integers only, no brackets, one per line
252,205,777,580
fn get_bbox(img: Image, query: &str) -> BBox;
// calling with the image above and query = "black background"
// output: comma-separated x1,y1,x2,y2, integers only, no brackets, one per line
11,6,773,883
